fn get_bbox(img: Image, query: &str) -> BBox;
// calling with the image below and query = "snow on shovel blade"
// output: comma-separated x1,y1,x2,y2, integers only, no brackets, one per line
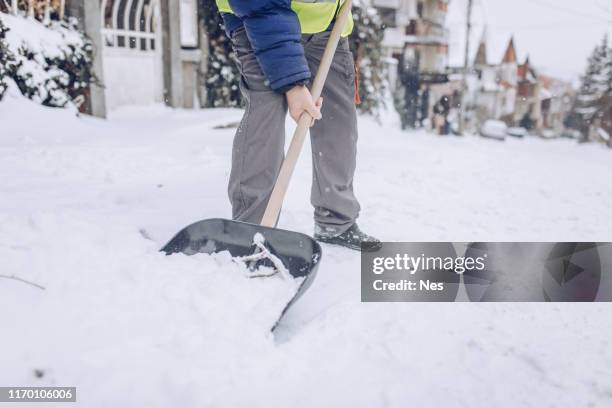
160,218,321,330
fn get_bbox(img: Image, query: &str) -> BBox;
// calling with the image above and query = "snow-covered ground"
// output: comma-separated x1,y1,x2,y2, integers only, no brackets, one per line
1,88,612,407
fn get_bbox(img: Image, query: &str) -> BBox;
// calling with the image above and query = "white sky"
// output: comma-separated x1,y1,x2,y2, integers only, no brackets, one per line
447,0,612,83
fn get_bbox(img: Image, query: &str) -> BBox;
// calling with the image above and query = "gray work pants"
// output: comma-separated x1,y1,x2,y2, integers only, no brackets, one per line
228,28,360,236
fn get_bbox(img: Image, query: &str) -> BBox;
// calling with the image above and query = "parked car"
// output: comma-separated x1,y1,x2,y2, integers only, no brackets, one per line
560,129,582,139
540,129,558,139
506,127,528,138
479,120,507,141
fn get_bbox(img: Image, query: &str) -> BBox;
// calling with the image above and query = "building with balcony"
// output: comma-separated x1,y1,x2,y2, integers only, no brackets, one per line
372,0,452,130
372,0,450,86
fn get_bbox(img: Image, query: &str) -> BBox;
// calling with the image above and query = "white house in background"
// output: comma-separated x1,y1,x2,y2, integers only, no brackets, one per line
62,0,203,117
466,32,573,133
538,75,573,133
470,35,517,123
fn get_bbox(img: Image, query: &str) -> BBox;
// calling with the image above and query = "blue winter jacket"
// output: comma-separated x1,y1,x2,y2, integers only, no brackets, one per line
222,0,311,92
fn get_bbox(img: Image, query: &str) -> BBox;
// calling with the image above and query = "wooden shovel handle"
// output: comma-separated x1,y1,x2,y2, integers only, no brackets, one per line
260,0,353,228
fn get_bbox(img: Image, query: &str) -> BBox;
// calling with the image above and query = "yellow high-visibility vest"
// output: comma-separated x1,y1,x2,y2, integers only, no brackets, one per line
215,0,354,37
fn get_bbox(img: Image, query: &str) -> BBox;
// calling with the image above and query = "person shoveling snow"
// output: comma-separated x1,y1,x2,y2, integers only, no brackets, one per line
217,0,381,252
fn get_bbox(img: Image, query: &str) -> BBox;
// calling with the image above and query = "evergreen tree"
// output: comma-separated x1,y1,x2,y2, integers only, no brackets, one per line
349,2,387,118
200,1,242,108
601,38,612,143
0,18,14,100
566,35,612,144
569,36,608,135
604,35,612,94
592,35,609,96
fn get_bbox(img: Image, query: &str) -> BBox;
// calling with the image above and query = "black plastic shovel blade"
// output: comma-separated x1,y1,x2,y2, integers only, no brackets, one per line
160,218,321,330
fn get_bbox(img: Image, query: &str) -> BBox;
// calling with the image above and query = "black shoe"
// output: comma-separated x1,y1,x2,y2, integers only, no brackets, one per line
315,223,382,252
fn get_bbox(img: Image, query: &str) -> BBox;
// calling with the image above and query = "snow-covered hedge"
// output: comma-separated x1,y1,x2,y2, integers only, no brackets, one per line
0,13,96,107
201,3,242,108
0,18,13,99
350,3,387,118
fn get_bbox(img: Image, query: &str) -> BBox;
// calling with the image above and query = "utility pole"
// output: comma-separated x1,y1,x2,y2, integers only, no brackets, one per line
459,0,473,135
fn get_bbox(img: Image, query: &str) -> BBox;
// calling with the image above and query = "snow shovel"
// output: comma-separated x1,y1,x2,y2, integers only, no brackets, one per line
161,0,354,330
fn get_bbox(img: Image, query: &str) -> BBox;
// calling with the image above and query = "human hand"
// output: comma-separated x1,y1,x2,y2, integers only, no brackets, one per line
286,85,323,126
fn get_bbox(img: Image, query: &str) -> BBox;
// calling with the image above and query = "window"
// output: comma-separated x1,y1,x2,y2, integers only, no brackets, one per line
377,7,397,28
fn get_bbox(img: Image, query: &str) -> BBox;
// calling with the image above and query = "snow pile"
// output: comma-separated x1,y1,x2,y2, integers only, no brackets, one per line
1,210,301,406
0,96,305,404
1,98,612,407
0,12,94,107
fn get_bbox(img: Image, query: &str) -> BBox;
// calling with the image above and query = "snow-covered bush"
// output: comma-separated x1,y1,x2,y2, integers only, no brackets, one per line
201,2,242,108
0,13,96,108
350,2,387,118
0,18,14,100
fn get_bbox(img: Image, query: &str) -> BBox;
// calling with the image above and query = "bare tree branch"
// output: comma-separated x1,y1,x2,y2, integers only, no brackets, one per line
0,274,45,290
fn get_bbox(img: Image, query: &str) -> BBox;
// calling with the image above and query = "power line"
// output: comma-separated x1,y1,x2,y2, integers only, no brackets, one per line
595,1,612,16
479,22,611,31
447,21,610,30
529,0,612,24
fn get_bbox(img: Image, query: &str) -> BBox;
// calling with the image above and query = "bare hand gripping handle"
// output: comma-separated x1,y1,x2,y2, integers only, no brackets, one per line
260,0,353,228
